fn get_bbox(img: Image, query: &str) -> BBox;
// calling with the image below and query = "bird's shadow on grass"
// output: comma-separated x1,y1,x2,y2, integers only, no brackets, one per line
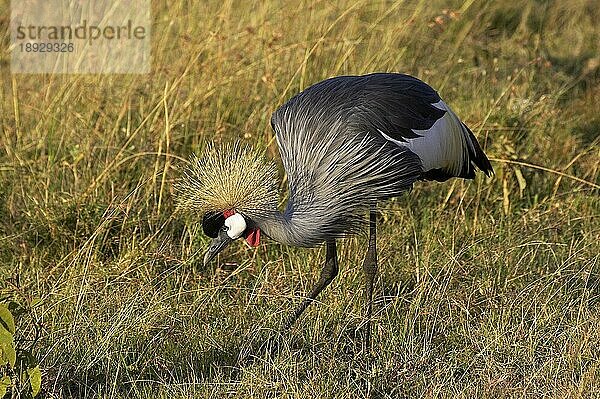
234,321,388,395
235,322,364,362
235,326,296,367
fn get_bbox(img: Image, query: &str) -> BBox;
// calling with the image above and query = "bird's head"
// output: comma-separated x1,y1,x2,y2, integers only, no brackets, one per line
200,209,261,265
175,143,278,266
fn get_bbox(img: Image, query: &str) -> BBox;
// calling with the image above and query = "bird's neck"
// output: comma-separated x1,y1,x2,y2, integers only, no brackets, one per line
251,168,354,248
251,182,334,247
253,210,310,247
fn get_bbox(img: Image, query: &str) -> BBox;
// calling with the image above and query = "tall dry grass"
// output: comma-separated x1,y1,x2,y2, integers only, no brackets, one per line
0,0,599,397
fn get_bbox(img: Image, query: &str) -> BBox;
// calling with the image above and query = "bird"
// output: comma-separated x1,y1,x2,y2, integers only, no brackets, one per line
176,72,493,351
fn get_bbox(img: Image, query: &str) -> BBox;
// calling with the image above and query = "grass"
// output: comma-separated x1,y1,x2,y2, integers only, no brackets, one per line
1,0,599,397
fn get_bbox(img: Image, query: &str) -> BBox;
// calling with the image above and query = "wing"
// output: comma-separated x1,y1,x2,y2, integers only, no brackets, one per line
347,73,493,181
348,73,446,142
268,73,493,244
273,73,492,182
270,74,424,245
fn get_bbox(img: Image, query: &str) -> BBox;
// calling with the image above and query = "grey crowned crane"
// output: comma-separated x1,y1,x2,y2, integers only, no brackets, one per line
176,72,493,350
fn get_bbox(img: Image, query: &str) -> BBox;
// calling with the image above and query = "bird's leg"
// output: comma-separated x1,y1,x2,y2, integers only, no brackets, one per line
362,205,378,353
284,240,338,330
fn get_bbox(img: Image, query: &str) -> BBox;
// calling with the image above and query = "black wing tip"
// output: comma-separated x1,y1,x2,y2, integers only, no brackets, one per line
471,145,494,179
421,168,454,181
462,123,494,178
480,160,494,177
421,144,494,182
469,144,494,178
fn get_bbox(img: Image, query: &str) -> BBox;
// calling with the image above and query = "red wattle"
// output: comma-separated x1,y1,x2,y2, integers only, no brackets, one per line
244,228,260,247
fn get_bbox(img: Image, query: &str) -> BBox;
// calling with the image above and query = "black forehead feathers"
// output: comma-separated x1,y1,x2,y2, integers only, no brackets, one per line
202,211,225,238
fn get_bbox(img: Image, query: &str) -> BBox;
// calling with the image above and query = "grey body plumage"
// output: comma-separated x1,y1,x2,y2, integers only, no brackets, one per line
257,73,492,246
177,73,493,350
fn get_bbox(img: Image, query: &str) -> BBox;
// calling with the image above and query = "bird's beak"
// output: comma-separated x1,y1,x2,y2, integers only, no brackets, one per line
203,229,233,267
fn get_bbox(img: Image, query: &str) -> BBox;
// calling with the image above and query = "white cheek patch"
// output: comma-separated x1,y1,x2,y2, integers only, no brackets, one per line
224,213,247,239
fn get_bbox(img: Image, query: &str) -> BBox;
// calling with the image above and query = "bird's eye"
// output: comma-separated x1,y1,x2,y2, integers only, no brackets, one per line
221,225,229,231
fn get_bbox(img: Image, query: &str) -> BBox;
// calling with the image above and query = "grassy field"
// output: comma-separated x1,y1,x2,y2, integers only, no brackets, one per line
1,0,599,397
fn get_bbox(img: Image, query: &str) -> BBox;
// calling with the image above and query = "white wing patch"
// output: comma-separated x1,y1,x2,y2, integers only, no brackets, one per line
379,100,471,176
225,213,247,239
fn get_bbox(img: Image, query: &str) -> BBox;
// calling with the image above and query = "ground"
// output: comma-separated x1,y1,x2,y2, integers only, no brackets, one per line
0,0,599,398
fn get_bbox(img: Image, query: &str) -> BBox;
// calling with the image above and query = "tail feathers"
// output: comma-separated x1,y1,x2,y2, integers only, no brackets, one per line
419,109,493,182
421,123,493,182
398,100,492,182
